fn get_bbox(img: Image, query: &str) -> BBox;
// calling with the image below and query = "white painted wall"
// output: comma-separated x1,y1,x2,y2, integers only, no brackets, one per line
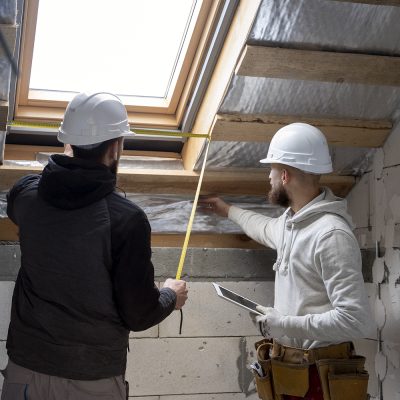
347,120,400,400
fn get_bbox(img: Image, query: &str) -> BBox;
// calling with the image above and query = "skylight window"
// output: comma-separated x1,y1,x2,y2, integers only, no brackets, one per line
30,0,195,99
15,0,218,128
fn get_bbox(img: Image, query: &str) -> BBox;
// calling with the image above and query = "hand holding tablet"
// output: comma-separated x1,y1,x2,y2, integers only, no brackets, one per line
212,283,264,315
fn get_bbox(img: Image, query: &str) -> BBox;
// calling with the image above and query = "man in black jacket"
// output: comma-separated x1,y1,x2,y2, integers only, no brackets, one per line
1,92,188,400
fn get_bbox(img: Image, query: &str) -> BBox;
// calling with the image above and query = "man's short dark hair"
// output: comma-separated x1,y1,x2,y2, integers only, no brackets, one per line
71,138,119,162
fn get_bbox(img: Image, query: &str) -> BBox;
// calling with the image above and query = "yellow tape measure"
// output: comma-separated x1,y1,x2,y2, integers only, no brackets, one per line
7,120,210,139
175,134,211,280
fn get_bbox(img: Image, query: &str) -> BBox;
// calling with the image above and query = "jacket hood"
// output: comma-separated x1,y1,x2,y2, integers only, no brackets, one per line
274,187,354,276
289,187,354,229
38,154,116,210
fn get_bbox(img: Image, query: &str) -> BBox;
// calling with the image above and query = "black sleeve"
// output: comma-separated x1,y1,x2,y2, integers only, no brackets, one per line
7,175,40,224
111,208,176,331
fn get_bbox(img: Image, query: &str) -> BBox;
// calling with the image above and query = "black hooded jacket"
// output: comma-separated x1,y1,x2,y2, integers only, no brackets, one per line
6,155,176,380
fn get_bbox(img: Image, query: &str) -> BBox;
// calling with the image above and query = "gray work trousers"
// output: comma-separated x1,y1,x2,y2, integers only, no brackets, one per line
1,360,127,400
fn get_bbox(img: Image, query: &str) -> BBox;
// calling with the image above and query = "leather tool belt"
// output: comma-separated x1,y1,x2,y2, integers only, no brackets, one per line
252,339,369,400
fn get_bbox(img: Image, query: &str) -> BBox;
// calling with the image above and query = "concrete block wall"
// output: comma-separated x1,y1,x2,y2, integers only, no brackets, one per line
0,246,274,398
0,245,377,398
347,120,400,400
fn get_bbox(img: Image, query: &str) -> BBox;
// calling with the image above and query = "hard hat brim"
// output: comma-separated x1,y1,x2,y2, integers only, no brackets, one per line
58,128,134,146
259,157,333,174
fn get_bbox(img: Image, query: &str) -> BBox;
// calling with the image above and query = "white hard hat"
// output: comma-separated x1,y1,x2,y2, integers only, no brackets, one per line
260,123,333,174
58,92,133,146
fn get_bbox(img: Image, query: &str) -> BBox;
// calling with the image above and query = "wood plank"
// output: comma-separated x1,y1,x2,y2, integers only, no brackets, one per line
14,106,179,128
0,218,18,241
4,145,63,160
182,0,262,170
0,101,8,131
236,45,400,86
151,233,263,249
3,144,181,161
333,0,400,6
320,174,356,197
0,217,262,248
0,164,355,197
212,114,392,147
117,168,271,195
0,164,43,190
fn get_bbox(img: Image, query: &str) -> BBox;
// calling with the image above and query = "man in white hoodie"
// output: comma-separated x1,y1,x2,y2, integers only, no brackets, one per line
202,123,372,400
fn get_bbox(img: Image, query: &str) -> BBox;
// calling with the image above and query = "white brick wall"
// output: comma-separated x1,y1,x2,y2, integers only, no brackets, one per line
159,281,274,338
0,282,13,396
127,337,243,396
0,282,14,340
0,341,7,394
0,278,383,398
347,120,400,400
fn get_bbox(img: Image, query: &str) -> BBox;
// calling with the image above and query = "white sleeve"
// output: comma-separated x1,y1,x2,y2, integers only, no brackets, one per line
280,229,374,341
228,206,281,250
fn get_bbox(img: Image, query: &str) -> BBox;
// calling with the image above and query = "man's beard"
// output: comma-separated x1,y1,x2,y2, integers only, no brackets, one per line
268,181,290,208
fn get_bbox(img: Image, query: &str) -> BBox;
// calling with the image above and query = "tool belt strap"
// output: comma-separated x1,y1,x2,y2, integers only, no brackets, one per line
272,341,355,364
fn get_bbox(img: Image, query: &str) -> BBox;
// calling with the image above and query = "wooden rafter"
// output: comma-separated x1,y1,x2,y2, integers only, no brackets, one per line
212,114,392,147
0,218,18,241
236,45,400,86
3,144,181,161
14,105,179,129
0,217,262,248
0,164,355,197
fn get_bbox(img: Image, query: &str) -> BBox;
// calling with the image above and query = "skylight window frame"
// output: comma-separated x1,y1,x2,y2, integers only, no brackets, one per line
15,0,220,129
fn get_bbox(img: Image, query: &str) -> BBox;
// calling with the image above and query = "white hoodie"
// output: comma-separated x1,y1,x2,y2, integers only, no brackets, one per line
228,187,373,349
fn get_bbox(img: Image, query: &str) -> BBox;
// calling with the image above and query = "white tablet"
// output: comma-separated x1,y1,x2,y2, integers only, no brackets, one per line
212,283,263,315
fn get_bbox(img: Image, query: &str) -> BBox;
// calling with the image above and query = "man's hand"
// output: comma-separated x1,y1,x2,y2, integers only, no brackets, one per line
254,305,285,338
163,279,188,310
198,196,231,218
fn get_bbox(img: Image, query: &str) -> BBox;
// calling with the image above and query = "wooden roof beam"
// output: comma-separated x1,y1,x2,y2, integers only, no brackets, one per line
0,217,263,249
212,114,392,147
0,164,355,197
236,45,400,86
3,144,181,161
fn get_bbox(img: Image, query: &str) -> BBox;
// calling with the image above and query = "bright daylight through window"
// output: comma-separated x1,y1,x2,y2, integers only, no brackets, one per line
29,0,196,102
15,0,216,129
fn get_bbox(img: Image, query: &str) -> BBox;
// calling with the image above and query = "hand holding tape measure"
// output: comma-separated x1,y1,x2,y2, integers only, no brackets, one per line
163,278,188,310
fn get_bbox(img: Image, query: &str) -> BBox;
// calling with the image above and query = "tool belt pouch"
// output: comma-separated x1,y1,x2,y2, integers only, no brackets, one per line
253,339,275,400
316,356,368,400
328,372,369,400
252,366,274,400
271,358,310,397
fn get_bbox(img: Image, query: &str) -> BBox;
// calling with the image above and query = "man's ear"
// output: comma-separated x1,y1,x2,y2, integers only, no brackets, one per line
281,168,289,185
102,140,119,165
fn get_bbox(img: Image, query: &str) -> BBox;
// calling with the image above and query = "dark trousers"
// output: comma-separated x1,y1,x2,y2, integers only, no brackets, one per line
1,360,127,400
